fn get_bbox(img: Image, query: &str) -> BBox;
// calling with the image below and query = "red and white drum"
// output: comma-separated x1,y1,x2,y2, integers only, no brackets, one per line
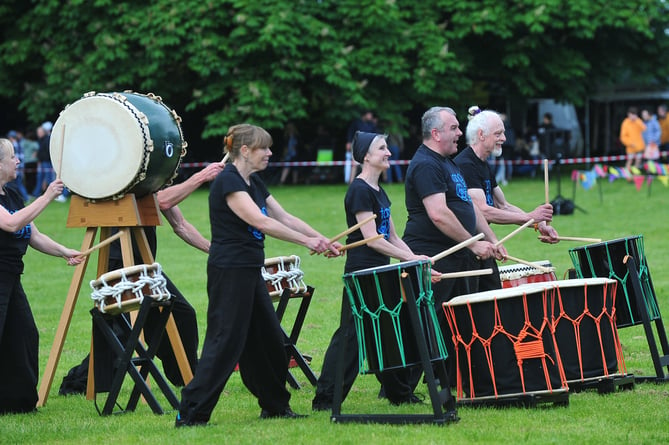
90,263,171,315
262,255,307,298
499,260,556,288
443,283,567,400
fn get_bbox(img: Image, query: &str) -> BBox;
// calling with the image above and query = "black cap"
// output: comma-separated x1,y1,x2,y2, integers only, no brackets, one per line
352,131,378,164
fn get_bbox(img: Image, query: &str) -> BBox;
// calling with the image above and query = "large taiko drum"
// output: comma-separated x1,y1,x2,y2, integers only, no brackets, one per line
499,260,557,288
50,91,187,200
569,235,661,328
443,283,567,400
343,259,448,374
547,278,625,382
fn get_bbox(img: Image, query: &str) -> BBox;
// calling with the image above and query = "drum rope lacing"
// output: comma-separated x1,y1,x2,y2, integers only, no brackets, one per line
261,256,307,296
345,262,448,373
90,263,170,314
444,289,565,399
568,236,661,324
550,281,627,379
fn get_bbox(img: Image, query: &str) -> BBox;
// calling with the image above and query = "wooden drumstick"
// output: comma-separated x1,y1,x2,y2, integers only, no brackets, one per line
543,159,549,205
57,124,66,180
438,268,493,280
495,219,535,247
329,214,377,243
430,233,484,263
503,254,553,273
76,229,126,258
222,153,229,164
545,236,602,243
336,233,384,253
310,214,377,255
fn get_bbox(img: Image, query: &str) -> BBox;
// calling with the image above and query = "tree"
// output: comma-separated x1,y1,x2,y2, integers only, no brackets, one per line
1,0,668,158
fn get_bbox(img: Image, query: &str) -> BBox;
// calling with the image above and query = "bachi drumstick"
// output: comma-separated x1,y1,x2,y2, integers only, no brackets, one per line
503,254,553,273
438,268,493,280
495,219,535,247
430,233,485,263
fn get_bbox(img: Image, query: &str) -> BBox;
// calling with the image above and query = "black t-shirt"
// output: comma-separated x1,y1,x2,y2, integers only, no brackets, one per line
208,164,270,268
0,186,31,273
403,144,476,250
343,178,391,273
455,146,497,207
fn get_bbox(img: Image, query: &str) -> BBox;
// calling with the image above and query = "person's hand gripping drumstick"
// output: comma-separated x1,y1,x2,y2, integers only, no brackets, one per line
311,213,377,256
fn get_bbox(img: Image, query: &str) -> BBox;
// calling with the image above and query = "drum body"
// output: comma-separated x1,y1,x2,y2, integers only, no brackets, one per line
499,260,556,288
261,255,307,298
343,260,448,374
90,263,171,315
569,235,660,328
548,278,624,381
50,91,186,200
443,283,567,399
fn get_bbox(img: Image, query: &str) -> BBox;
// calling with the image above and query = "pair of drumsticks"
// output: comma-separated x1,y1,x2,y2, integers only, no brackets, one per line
311,214,383,256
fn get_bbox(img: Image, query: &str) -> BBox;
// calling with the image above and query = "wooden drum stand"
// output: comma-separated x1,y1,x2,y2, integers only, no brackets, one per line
37,193,192,408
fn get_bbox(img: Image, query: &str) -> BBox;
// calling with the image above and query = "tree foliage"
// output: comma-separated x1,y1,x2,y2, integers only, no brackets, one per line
1,0,668,152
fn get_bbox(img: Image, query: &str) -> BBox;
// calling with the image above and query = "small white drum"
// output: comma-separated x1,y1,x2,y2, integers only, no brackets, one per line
499,260,556,288
50,91,187,200
90,263,170,315
262,255,307,298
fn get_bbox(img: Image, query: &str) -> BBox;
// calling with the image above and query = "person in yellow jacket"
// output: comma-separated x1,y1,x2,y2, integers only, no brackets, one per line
619,106,646,171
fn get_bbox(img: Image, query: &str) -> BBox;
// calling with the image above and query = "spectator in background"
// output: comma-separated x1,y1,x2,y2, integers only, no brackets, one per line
279,122,300,185
619,107,646,171
380,120,404,184
32,122,60,201
657,104,669,153
345,110,378,183
496,113,515,185
6,131,29,202
21,130,39,193
641,108,661,161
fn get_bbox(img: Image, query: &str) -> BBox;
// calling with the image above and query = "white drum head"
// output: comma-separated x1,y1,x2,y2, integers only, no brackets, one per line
50,94,147,200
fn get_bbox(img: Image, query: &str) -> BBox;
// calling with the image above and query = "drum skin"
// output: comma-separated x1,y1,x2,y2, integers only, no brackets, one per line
343,260,447,373
50,91,186,200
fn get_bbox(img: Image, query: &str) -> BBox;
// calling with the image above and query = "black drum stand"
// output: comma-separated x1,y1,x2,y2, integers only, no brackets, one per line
330,272,458,425
90,297,179,415
624,256,669,382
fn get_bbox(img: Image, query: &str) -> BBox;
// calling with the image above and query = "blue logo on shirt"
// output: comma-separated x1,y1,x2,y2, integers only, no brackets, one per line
452,173,472,203
7,210,31,239
378,206,391,240
484,179,494,206
248,206,267,240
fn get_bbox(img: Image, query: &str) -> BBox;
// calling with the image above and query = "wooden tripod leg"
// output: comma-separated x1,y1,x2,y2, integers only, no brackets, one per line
133,227,194,385
37,227,97,407
86,227,113,400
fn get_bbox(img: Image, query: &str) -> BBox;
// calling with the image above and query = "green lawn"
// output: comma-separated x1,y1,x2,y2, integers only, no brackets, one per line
4,171,669,444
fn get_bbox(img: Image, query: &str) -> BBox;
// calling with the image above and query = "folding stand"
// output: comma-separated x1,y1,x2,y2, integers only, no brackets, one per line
624,256,669,382
90,297,179,415
37,194,192,407
330,273,458,425
274,285,318,388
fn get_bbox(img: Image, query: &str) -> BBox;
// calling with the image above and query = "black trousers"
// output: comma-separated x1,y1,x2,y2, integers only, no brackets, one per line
178,265,290,423
313,289,414,407
0,272,39,414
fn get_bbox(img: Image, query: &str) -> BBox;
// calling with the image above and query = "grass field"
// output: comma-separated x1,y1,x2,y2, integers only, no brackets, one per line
3,171,669,444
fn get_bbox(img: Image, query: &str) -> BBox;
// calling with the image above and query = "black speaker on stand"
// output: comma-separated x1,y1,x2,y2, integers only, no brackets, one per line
542,129,585,215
